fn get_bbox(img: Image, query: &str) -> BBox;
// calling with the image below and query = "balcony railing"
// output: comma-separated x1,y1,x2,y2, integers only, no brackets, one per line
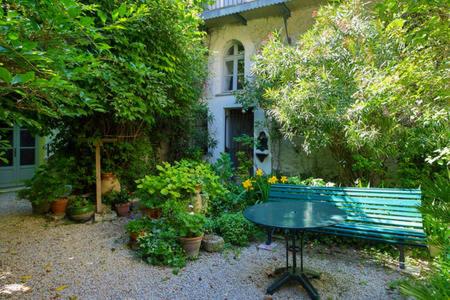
206,0,256,11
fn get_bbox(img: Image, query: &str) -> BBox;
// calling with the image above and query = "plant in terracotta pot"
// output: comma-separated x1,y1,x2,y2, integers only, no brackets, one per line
107,190,131,217
67,196,95,222
139,195,163,219
50,184,72,215
176,211,206,258
126,218,151,243
18,160,73,215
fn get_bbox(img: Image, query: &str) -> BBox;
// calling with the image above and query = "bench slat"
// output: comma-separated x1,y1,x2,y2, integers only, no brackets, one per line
272,184,421,196
271,188,421,199
332,223,426,237
309,228,426,246
269,192,421,206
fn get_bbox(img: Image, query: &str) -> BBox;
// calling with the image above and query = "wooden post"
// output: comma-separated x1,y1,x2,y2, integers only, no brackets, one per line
95,141,102,213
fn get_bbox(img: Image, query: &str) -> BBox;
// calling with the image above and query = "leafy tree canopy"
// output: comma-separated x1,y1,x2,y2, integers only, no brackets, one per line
237,0,449,184
0,0,207,133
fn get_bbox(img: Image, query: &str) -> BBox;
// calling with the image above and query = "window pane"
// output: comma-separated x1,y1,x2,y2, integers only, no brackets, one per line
237,74,244,90
237,59,244,74
225,60,234,76
224,75,233,91
20,129,35,147
20,148,35,165
237,43,244,55
227,45,234,56
0,149,13,167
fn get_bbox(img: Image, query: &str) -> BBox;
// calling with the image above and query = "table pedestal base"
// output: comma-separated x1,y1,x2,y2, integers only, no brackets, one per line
266,231,319,300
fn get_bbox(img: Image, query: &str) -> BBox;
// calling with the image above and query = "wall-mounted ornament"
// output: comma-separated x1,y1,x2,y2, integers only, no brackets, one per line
256,131,268,152
256,152,268,163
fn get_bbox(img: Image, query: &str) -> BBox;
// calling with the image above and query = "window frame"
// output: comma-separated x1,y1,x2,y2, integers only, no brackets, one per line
223,42,244,92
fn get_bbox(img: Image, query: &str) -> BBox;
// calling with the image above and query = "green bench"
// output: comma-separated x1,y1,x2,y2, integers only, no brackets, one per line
267,184,427,269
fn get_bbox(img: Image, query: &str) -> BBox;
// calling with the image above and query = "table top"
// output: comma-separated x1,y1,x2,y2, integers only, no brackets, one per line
243,201,346,230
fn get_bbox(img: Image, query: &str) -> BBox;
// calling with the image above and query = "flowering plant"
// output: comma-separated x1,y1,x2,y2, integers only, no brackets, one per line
241,169,290,202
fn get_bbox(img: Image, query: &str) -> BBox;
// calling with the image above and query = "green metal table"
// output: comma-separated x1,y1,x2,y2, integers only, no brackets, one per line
244,201,346,299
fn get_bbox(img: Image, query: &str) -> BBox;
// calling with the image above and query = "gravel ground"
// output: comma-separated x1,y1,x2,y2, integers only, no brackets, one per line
0,192,406,299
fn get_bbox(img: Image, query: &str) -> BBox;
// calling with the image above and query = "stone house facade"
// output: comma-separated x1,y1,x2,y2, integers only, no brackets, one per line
202,0,339,178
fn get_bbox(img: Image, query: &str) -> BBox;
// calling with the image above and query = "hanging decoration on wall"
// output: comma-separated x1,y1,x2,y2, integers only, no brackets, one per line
256,131,269,162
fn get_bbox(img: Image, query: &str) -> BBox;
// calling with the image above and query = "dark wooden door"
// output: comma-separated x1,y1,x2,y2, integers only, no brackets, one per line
225,108,254,171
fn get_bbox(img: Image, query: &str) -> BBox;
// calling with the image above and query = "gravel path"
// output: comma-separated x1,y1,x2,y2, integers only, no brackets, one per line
0,192,405,299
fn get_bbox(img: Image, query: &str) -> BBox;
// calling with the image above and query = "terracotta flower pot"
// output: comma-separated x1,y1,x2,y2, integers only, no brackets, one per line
129,230,146,242
51,197,68,215
142,207,162,219
101,172,121,195
180,234,204,258
115,202,130,217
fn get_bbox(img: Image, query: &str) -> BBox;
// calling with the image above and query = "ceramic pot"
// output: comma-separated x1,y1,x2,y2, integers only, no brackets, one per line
115,202,130,217
180,234,204,258
67,205,95,222
142,207,162,219
101,172,121,195
51,197,68,215
31,202,51,215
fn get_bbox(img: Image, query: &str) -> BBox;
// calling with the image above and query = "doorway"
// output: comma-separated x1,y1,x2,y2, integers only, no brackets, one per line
224,108,254,173
0,125,39,188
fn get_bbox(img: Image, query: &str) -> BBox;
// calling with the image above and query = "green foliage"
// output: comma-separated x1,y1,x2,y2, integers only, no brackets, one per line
138,221,186,269
237,0,449,185
175,212,206,238
18,156,74,204
398,257,449,300
213,152,235,185
67,196,93,209
137,160,227,210
126,218,152,234
103,189,130,205
0,0,207,132
214,212,258,246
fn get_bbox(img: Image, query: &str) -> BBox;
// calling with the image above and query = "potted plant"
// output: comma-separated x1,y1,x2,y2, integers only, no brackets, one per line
176,211,206,258
139,196,163,219
18,160,72,215
126,218,151,242
50,184,72,215
106,190,131,217
67,196,95,222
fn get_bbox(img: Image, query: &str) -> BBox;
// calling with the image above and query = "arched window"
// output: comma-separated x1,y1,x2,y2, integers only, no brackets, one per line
224,41,244,92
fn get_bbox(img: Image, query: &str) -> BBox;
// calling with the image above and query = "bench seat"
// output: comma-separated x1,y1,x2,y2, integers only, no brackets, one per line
267,184,427,268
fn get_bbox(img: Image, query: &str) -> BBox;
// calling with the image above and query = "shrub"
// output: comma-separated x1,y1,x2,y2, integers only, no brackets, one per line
137,160,228,212
214,212,258,246
125,218,153,235
176,212,206,238
18,156,75,205
138,222,186,269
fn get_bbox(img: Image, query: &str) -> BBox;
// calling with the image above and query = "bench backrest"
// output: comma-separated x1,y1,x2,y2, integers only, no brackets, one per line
268,184,423,231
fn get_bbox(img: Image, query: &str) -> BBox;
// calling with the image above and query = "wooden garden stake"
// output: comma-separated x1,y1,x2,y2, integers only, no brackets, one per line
95,140,102,213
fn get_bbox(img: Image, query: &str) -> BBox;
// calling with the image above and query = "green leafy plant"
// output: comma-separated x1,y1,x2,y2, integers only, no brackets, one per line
18,156,74,205
126,218,152,235
137,160,227,213
214,212,258,246
176,212,206,238
398,256,449,300
67,196,93,209
103,190,130,205
138,221,186,269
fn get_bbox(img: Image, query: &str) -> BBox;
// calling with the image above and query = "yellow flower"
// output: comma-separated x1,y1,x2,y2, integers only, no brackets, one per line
242,179,253,191
256,168,264,176
280,176,288,183
268,176,278,184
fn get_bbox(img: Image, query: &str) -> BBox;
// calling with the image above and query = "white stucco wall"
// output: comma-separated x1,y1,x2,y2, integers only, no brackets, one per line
205,0,326,175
